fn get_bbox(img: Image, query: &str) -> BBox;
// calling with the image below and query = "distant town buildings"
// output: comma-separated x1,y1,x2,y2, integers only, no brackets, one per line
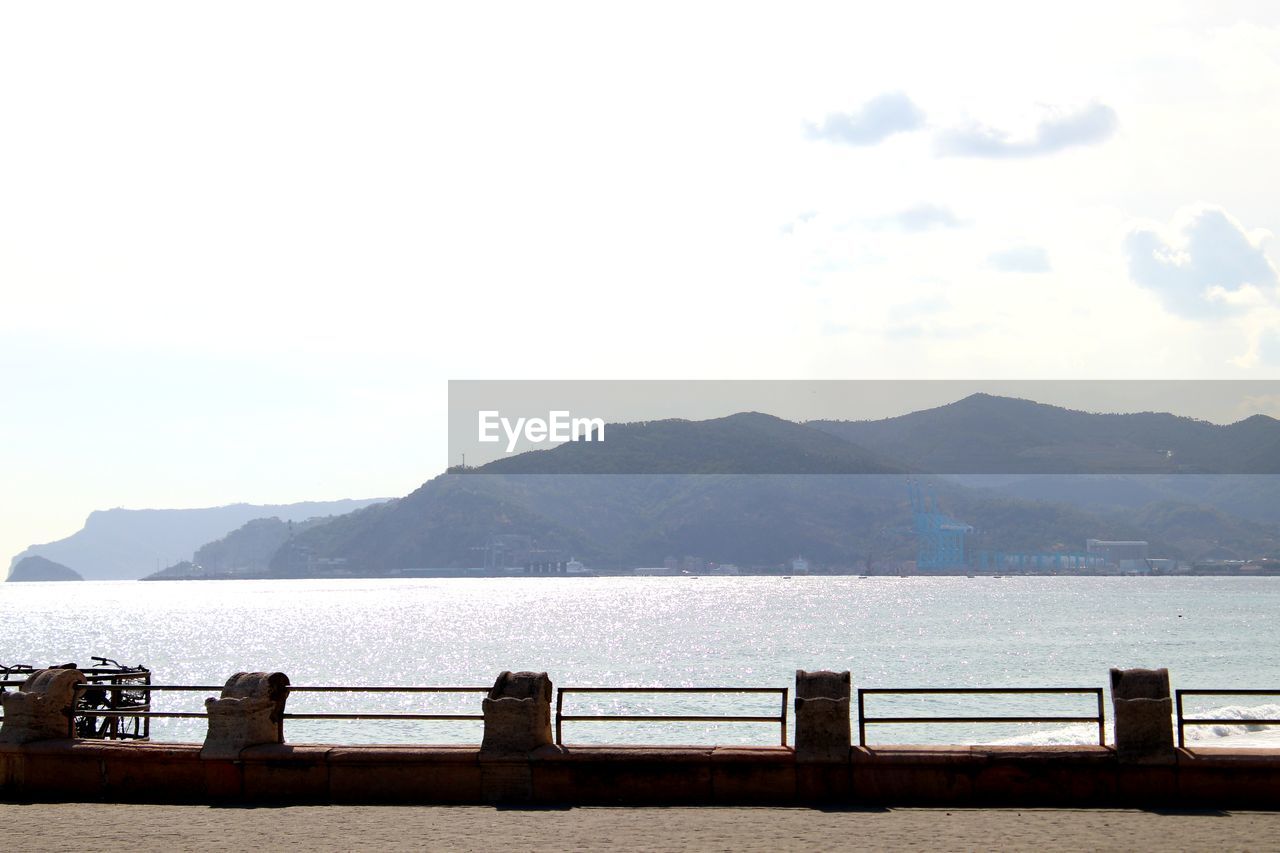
1086,539,1150,572
663,555,707,574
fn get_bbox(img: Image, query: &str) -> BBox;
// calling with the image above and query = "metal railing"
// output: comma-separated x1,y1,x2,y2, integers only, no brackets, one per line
857,687,1107,747
0,683,490,740
1175,689,1280,748
282,685,489,723
555,686,789,746
14,676,1211,751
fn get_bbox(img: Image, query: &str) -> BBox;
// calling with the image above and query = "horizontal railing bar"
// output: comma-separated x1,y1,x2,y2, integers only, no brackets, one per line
7,683,784,693
863,715,1099,725
559,714,782,723
69,706,207,712
67,684,489,693
858,688,1101,695
17,684,788,695
288,686,490,693
282,713,484,721
73,685,220,691
69,710,489,718
68,711,484,721
560,687,784,694
0,677,152,687
1177,689,1280,696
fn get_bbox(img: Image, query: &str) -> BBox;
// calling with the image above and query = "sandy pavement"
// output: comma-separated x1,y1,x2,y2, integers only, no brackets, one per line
3,802,1279,852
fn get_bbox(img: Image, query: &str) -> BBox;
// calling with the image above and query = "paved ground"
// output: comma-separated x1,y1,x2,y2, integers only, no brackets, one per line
4,803,1280,851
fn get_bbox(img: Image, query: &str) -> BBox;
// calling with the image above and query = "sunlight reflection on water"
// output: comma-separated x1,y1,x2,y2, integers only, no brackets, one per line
4,576,1277,746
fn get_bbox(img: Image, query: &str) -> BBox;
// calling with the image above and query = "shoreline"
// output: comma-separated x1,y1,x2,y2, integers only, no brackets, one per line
116,569,1280,581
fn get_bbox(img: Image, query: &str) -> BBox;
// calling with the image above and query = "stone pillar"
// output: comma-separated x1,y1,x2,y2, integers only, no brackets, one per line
480,671,553,804
0,668,85,744
794,670,852,802
201,671,290,759
481,671,553,754
1110,667,1175,763
795,670,851,762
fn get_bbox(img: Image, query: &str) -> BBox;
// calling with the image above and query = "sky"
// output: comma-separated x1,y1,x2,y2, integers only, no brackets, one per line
3,2,1280,566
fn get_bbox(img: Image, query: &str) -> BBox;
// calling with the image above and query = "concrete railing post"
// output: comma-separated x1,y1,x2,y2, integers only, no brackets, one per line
0,668,85,744
1110,667,1175,763
201,671,290,759
481,671,553,754
794,670,853,802
794,670,851,762
480,671,554,804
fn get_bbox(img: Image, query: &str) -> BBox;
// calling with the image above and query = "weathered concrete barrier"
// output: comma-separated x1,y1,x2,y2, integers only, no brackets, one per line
0,668,85,744
5,739,1280,807
481,671,553,754
479,670,556,803
795,670,851,762
794,669,852,800
202,672,291,759
1110,667,1175,764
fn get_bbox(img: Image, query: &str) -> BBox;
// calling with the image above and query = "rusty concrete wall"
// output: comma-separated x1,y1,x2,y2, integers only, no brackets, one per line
2,740,1280,808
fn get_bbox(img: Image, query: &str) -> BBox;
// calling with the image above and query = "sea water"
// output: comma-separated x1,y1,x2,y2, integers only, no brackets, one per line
3,576,1278,748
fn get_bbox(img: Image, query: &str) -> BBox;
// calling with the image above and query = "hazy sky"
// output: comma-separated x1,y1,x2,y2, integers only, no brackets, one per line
3,2,1280,566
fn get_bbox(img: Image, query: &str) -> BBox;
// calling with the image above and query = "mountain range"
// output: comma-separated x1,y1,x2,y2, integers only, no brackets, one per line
264,396,1280,573
7,498,388,581
17,394,1280,580
810,393,1280,474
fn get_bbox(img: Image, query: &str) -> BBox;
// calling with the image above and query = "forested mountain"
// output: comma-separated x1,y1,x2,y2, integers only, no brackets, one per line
809,393,1280,474
142,515,340,579
259,399,1280,573
474,412,903,474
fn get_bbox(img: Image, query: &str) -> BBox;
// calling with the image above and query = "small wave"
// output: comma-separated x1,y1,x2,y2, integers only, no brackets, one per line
990,724,1105,747
1182,703,1280,743
987,703,1280,748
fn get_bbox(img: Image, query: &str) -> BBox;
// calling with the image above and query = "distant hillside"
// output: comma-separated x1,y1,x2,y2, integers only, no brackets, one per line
142,515,340,580
809,393,1280,474
270,413,904,572
273,472,914,571
472,412,904,474
10,498,388,581
269,479,592,573
267,407,1280,574
7,555,83,582
48,399,1277,580
272,471,1280,573
955,474,1280,525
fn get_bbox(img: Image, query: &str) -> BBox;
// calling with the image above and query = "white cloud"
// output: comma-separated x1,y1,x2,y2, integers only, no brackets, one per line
1124,205,1278,319
892,204,965,232
804,92,925,146
936,102,1118,158
987,246,1051,273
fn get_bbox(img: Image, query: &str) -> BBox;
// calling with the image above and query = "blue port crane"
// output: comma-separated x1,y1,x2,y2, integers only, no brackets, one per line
907,480,973,570
905,481,1108,573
